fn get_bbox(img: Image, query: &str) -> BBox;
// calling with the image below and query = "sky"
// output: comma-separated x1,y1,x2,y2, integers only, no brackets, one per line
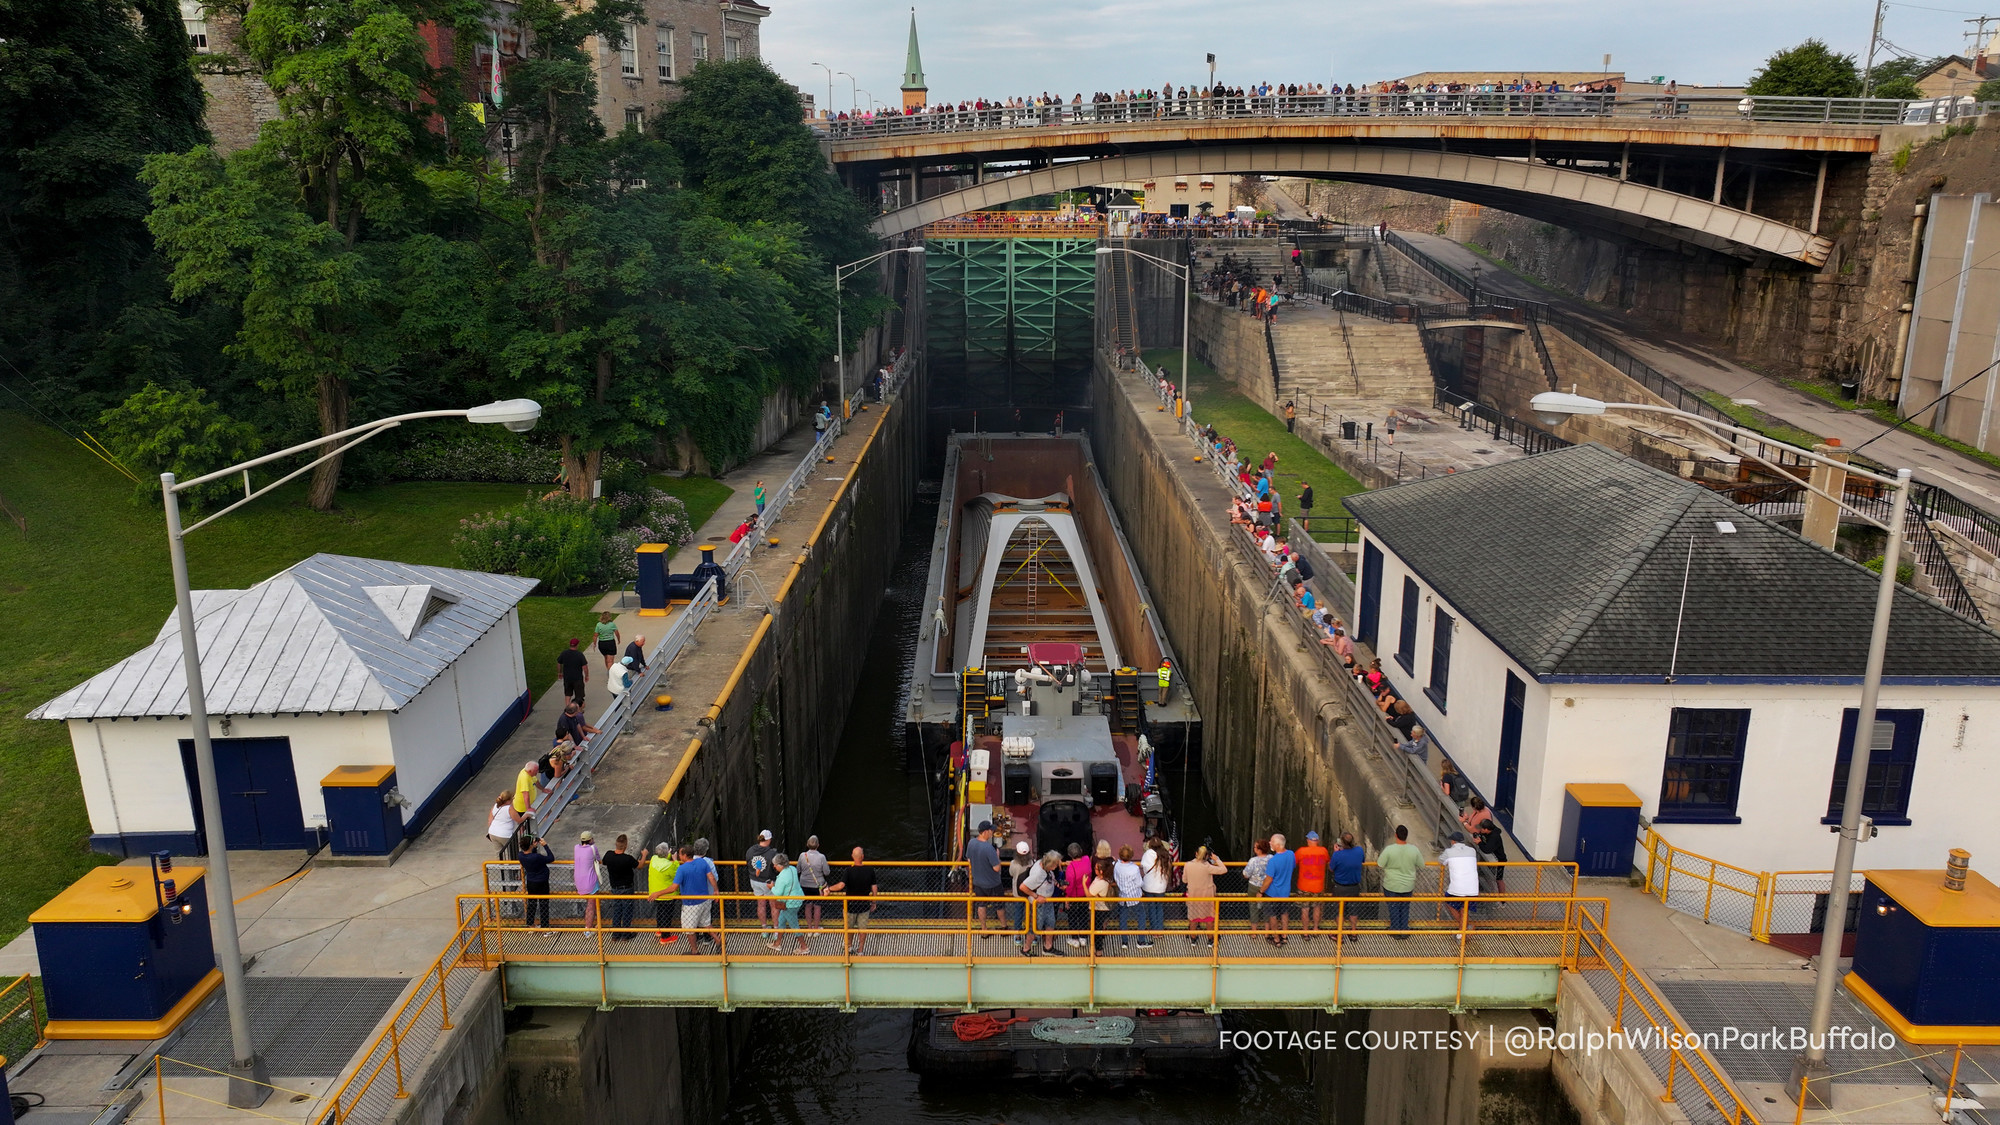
764,0,1997,109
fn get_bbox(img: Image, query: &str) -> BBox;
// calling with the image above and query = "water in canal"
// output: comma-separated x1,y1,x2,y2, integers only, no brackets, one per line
719,484,1320,1125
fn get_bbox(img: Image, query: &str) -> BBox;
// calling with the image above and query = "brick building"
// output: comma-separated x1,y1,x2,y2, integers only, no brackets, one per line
176,0,769,152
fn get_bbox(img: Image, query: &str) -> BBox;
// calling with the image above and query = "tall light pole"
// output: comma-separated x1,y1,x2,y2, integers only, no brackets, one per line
1529,390,1913,1110
1097,245,1192,410
838,70,857,112
811,62,834,119
835,247,925,419
161,398,542,1108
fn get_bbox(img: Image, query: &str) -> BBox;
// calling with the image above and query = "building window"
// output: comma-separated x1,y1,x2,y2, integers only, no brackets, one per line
624,105,645,131
656,28,674,80
1394,577,1419,675
1657,708,1751,823
692,31,708,62
619,23,637,77
1168,204,1188,218
1825,709,1923,825
724,35,739,61
180,0,209,52
1425,610,1452,711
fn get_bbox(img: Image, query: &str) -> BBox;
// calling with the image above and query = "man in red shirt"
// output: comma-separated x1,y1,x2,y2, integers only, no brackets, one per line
1293,830,1331,938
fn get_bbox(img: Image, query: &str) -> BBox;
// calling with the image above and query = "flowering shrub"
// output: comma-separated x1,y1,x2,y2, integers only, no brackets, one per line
453,493,621,594
455,488,694,592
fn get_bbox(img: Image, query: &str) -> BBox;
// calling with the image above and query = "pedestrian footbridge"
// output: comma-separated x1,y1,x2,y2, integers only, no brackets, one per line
457,860,1599,1013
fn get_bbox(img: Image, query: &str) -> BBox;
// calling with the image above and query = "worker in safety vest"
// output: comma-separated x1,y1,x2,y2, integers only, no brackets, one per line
1156,658,1173,706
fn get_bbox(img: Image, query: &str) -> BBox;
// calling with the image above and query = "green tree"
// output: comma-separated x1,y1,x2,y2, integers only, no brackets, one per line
97,382,261,510
1746,39,1862,99
142,0,485,511
1867,56,1935,100
0,0,209,402
1974,78,2000,103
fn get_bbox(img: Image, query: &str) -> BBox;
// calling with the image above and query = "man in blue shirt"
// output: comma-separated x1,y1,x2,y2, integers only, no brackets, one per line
673,844,719,954
967,821,1005,936
1328,832,1367,944
1261,833,1296,946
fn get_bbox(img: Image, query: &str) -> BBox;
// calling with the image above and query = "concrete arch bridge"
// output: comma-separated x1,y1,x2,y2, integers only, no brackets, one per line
840,107,1907,265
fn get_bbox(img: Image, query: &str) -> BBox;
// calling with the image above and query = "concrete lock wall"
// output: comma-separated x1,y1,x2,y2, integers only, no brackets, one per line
1191,298,1281,413
463,351,928,1124
1090,355,1415,858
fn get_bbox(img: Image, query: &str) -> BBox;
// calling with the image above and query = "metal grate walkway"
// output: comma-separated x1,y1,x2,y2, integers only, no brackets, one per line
161,977,409,1078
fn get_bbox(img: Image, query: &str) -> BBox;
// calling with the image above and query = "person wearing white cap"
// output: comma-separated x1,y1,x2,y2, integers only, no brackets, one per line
1006,839,1034,946
745,829,779,938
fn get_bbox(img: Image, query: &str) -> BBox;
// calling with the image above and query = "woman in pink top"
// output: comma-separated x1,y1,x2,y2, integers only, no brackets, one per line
1063,843,1093,949
573,831,601,928
1180,845,1228,947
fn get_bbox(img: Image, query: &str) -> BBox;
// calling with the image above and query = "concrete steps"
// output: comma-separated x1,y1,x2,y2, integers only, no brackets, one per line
1270,313,1434,408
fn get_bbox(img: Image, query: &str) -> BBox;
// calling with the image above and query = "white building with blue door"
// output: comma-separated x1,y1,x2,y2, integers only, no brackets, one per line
30,554,538,856
1342,444,2000,875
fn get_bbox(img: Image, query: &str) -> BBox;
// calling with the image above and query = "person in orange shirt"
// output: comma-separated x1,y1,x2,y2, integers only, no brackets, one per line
1293,830,1331,938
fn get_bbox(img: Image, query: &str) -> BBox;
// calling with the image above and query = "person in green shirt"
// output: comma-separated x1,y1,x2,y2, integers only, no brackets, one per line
769,854,806,954
753,480,767,519
1377,824,1424,940
644,842,680,945
594,612,621,672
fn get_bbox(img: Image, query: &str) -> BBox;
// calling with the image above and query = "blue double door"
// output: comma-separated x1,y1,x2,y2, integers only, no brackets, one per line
179,736,308,851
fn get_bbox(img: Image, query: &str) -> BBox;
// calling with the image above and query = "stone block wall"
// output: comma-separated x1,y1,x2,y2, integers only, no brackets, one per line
1190,298,1280,413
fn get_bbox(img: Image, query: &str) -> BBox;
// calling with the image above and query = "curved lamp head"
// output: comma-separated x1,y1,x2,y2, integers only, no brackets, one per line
1530,391,1606,428
901,246,926,254
467,398,544,433
1093,247,1116,255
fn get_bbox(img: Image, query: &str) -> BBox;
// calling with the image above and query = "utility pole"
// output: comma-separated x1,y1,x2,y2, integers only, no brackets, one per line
1864,0,1886,96
1967,16,1996,62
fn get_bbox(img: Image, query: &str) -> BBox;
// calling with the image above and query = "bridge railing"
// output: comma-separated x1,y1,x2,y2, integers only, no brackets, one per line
479,857,1580,902
453,887,1595,963
821,92,1927,140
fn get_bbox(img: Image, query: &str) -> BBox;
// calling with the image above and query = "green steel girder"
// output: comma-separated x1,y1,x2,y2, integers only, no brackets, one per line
922,237,1097,405
498,958,1561,1011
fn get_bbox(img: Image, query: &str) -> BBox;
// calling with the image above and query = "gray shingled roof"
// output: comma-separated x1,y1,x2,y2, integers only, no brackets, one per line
1344,444,2000,680
30,555,539,720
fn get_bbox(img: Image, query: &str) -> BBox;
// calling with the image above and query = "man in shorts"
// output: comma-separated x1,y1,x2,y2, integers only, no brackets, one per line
828,846,878,955
1293,830,1330,937
674,844,719,953
745,829,779,934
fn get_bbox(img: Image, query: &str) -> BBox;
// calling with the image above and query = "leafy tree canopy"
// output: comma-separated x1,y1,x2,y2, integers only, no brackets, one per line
1746,39,1862,99
0,0,209,403
1867,55,1936,100
96,382,261,510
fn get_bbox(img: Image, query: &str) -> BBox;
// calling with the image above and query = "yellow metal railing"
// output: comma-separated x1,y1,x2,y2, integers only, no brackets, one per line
1638,828,1845,945
1570,907,1757,1124
0,972,44,1064
314,906,488,1125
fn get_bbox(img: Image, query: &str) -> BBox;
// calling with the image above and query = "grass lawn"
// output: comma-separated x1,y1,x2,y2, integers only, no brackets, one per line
1696,390,1825,450
649,474,734,555
1145,347,1368,541
0,409,712,944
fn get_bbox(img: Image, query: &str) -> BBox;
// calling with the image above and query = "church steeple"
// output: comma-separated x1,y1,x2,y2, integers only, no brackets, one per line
900,9,927,110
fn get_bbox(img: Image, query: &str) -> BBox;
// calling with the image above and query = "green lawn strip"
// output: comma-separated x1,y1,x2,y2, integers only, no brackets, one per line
1695,391,1825,450
1144,348,1367,543
0,410,618,944
1782,379,2000,475
648,474,734,562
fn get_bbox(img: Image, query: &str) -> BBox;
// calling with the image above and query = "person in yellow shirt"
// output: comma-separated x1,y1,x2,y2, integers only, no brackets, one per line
513,758,545,837
643,842,682,944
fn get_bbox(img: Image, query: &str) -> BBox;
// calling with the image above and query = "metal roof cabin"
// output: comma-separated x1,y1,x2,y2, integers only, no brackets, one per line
30,554,538,856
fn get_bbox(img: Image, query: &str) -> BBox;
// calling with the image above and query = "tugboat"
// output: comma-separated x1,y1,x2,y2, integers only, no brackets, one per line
904,431,1218,1081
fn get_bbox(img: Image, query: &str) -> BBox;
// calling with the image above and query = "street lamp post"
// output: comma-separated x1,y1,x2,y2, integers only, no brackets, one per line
838,70,856,112
811,62,834,120
1096,245,1192,410
1530,391,1913,1109
161,399,541,1108
835,247,925,420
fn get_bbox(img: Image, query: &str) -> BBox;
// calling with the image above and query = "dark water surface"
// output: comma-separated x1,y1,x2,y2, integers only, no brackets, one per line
720,485,1320,1124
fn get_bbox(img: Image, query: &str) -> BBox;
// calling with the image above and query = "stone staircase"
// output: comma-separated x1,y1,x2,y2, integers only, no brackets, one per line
1270,306,1434,408
1201,238,1293,289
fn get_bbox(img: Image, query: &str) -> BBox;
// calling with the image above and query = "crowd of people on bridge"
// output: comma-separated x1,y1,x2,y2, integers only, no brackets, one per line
819,76,1632,137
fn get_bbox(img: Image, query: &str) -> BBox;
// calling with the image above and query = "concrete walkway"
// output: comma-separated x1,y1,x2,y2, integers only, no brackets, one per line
1398,231,2000,517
